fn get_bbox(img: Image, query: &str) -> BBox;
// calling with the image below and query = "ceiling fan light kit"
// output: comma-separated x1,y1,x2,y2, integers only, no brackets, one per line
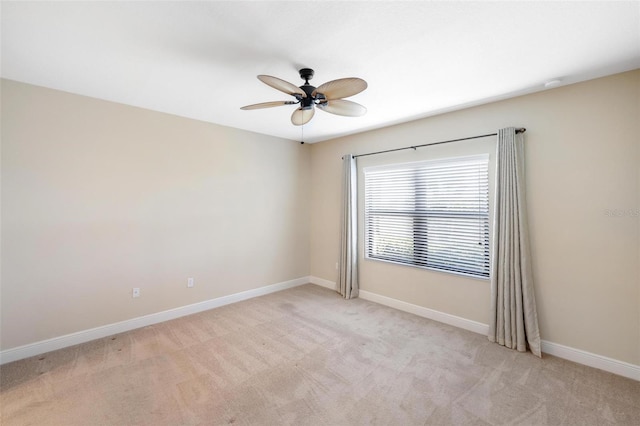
241,68,367,126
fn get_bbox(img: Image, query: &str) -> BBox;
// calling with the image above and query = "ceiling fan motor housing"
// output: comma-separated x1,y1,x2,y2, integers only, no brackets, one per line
300,85,316,109
299,68,316,109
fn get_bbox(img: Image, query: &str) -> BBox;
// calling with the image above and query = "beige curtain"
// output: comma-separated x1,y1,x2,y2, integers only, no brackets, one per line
489,127,542,357
339,154,358,299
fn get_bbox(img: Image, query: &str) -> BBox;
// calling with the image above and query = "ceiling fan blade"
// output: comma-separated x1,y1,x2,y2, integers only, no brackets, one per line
312,77,367,100
240,101,297,110
291,107,315,126
317,99,367,117
258,75,306,98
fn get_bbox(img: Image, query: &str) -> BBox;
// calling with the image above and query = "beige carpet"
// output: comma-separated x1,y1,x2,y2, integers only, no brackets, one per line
1,284,638,425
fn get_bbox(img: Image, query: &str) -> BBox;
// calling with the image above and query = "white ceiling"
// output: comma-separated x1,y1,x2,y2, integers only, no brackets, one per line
2,1,639,143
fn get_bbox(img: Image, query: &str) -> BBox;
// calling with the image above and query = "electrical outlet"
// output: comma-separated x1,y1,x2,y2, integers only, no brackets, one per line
132,288,140,298
187,277,194,288
335,262,339,270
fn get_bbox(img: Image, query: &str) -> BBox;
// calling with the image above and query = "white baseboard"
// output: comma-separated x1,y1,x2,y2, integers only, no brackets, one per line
540,340,640,381
310,278,640,381
0,276,311,365
5,276,638,381
358,289,490,335
309,275,337,290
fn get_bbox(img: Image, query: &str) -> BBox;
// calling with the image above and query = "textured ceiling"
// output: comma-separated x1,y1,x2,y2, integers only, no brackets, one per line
2,1,639,143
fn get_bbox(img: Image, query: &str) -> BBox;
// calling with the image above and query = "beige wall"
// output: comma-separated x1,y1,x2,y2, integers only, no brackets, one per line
1,79,311,350
310,70,640,365
3,71,639,366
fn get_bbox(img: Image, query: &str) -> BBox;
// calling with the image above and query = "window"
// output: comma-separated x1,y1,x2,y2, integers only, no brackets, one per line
364,154,490,278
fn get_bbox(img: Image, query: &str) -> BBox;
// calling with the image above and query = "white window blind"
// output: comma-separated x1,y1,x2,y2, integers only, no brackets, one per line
364,154,490,278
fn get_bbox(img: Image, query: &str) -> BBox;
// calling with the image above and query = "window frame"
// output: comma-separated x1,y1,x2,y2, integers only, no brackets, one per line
363,154,490,279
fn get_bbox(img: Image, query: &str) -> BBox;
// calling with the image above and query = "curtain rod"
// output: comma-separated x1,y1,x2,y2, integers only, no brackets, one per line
352,128,526,159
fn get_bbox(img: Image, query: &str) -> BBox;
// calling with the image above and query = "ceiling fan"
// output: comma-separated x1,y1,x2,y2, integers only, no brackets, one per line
241,68,367,126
